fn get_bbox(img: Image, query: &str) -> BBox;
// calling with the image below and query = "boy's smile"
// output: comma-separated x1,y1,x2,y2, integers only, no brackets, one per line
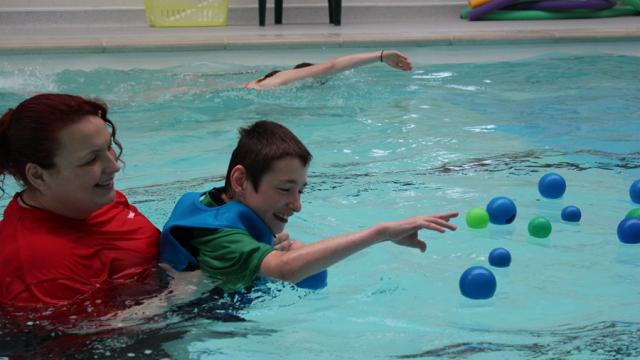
241,157,307,234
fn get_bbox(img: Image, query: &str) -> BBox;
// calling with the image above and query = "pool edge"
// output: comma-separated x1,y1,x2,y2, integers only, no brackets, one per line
1,30,640,55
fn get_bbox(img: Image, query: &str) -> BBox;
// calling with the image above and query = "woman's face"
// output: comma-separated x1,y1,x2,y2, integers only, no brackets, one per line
39,115,121,219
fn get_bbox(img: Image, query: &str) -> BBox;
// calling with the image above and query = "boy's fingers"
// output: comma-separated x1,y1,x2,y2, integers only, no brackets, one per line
430,211,459,221
421,217,457,231
419,220,445,233
415,239,427,252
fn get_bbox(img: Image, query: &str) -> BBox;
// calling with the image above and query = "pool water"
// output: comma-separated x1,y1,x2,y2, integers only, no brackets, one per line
1,43,640,359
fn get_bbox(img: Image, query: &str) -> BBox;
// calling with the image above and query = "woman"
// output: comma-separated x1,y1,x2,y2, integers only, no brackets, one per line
244,49,412,89
0,94,160,307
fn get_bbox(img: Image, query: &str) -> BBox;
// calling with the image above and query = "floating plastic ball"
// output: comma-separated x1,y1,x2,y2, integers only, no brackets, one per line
538,173,566,199
459,266,497,300
617,217,640,244
561,205,582,222
626,208,640,219
466,207,490,229
630,180,640,204
528,216,552,238
488,247,511,268
486,196,517,225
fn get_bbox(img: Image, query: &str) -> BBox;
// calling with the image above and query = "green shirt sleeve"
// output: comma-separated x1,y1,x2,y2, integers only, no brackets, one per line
190,227,273,292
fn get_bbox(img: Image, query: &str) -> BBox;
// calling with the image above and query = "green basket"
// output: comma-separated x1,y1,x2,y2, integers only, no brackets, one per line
144,0,228,27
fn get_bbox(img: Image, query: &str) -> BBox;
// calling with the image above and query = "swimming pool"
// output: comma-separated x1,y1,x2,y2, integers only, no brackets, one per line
1,42,640,359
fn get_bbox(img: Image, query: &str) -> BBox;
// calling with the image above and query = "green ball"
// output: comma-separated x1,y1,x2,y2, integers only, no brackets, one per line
466,207,490,229
626,208,640,219
528,216,552,238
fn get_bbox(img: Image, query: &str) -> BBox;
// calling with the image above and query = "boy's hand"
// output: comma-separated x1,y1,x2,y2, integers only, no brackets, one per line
274,232,305,251
381,212,458,252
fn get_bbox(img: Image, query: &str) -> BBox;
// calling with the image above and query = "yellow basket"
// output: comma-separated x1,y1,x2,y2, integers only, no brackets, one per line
144,0,228,27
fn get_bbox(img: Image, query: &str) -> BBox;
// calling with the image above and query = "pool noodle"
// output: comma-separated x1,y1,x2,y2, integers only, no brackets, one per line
468,0,516,20
506,0,615,11
509,0,615,11
461,5,639,20
469,0,493,9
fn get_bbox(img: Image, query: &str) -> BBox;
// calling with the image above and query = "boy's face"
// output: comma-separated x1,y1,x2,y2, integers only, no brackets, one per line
243,156,307,234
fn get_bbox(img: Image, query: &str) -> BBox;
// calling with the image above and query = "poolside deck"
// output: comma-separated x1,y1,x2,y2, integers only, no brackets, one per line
0,2,639,53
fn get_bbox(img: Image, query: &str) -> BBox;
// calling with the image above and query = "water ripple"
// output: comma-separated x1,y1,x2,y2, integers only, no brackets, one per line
393,321,640,359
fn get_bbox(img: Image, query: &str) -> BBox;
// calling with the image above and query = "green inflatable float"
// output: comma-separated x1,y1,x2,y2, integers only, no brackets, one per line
461,0,640,20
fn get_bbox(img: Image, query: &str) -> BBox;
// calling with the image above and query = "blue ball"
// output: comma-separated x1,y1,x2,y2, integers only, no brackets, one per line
459,266,497,300
617,217,640,244
488,247,511,268
538,173,566,199
561,205,582,222
486,196,517,225
630,180,640,204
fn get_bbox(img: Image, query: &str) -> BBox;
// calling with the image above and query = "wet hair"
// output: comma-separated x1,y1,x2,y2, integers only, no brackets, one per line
224,120,312,194
0,93,122,195
293,62,314,69
256,70,281,83
255,62,315,83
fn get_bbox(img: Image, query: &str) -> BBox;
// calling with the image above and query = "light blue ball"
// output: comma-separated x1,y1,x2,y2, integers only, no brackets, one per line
561,205,582,222
459,266,497,300
488,247,511,268
630,180,640,204
538,173,566,199
486,196,517,225
617,217,640,244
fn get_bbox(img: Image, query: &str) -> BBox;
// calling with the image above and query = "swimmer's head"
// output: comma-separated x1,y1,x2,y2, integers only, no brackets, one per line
293,62,314,69
256,63,315,83
256,70,281,83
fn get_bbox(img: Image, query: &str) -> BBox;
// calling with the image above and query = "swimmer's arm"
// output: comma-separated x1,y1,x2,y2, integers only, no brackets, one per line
258,50,413,88
259,212,458,283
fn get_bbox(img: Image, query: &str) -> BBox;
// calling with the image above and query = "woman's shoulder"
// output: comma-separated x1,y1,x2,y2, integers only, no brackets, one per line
0,194,54,226
92,190,147,220
0,193,20,216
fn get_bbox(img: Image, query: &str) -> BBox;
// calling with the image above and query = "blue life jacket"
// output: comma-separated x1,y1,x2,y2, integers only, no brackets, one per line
160,192,327,290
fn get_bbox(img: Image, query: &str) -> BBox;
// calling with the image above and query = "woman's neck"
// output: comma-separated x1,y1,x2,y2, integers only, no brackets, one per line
18,189,89,219
18,190,45,211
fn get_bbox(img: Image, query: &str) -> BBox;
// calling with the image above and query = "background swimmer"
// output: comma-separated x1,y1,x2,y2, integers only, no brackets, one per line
244,50,412,89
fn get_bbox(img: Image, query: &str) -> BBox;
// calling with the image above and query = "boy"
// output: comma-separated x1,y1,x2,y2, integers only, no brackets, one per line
160,121,458,293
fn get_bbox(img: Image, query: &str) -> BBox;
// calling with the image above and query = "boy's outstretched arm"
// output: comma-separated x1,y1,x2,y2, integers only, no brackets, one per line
257,50,413,88
259,211,458,283
273,231,305,251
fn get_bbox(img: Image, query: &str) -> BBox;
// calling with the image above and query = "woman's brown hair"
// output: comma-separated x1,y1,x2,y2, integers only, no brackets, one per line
0,93,122,194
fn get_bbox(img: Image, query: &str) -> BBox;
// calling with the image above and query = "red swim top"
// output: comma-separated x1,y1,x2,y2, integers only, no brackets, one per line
0,191,160,307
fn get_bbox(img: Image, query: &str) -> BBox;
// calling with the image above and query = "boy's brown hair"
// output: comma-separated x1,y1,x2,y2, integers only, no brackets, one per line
224,121,312,193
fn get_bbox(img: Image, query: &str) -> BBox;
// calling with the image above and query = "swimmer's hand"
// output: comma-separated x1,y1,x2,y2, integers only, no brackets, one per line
380,212,458,252
274,231,305,251
382,50,413,72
